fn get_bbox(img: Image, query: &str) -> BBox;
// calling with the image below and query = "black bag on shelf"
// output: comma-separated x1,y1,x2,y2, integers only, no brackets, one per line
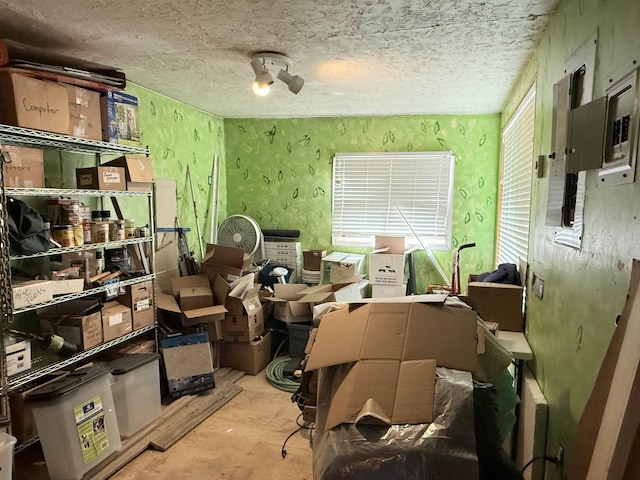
6,196,53,255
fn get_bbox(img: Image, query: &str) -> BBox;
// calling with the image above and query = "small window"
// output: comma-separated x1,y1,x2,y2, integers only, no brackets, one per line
332,151,455,248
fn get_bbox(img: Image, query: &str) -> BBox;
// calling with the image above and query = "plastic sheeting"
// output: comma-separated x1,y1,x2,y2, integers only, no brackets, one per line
313,367,523,480
313,368,479,480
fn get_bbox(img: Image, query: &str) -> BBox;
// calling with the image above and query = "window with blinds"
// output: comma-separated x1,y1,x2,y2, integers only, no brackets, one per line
496,85,536,266
332,151,454,248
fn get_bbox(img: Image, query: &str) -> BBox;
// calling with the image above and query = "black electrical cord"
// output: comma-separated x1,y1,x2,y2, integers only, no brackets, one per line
520,455,558,474
281,413,314,458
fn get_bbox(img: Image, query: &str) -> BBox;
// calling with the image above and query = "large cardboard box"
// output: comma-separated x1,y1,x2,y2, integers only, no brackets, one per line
160,275,226,328
103,155,155,191
213,274,264,342
467,276,524,332
223,314,264,343
12,279,53,309
55,311,102,350
161,331,215,398
101,90,140,145
222,331,272,375
267,283,312,323
117,281,155,330
76,166,126,190
306,299,478,431
200,244,253,283
369,236,415,286
0,70,69,134
1,146,44,187
101,301,133,342
65,84,102,140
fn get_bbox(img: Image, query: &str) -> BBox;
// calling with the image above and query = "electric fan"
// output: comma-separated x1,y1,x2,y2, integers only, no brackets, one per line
216,214,265,259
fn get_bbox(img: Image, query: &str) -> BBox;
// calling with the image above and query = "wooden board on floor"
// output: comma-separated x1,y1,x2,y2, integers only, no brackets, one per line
83,368,244,480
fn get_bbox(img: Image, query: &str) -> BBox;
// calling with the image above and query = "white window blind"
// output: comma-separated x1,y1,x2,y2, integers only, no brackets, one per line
496,85,536,266
332,151,454,248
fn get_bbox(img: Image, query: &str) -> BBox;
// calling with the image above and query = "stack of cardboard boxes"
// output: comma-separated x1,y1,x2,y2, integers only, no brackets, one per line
369,236,412,298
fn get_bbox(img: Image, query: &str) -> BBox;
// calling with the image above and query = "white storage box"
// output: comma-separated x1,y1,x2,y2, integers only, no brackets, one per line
0,432,16,480
26,365,121,480
108,353,161,438
371,284,407,298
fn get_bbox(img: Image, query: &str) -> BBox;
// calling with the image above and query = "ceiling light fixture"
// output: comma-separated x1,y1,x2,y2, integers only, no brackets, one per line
250,52,304,96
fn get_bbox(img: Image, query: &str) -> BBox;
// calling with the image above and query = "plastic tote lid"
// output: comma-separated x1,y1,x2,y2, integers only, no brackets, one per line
109,353,160,375
25,365,110,401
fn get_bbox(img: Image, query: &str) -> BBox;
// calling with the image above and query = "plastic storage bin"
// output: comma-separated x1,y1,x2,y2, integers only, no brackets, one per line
0,432,16,480
108,353,161,438
26,365,121,480
287,322,312,358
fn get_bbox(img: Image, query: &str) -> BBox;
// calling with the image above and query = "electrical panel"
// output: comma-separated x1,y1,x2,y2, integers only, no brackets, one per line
598,67,639,186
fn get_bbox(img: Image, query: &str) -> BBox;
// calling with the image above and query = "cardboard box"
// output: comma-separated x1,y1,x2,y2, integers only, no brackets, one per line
5,339,31,377
117,281,155,330
12,279,53,309
101,301,133,342
200,244,253,283
222,314,264,343
1,146,44,187
50,278,85,296
160,276,227,328
101,90,140,145
371,284,407,298
303,250,327,271
65,84,101,140
76,166,126,191
56,311,102,350
103,155,155,191
369,236,414,286
267,283,312,323
306,299,478,431
161,332,215,398
179,286,214,311
467,277,524,332
321,252,365,284
222,331,272,375
297,277,363,305
0,70,69,134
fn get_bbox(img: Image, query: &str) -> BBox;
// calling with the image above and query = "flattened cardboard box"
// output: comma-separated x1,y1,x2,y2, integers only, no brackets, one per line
161,332,214,397
306,300,478,431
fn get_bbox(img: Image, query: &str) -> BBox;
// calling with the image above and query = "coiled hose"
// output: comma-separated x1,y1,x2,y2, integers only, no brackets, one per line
266,336,301,393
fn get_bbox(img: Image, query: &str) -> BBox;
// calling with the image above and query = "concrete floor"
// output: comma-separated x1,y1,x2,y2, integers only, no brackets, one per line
112,372,313,480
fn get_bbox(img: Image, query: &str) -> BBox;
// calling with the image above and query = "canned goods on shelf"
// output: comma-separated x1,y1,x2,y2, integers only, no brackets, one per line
73,224,84,247
51,225,74,247
91,222,110,243
124,219,135,239
82,223,92,244
110,220,126,241
48,198,80,226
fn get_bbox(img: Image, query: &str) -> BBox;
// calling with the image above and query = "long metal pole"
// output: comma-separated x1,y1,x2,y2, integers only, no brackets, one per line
394,203,450,286
186,165,205,258
209,154,220,244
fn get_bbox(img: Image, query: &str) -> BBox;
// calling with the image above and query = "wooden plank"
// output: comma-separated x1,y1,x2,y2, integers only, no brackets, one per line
149,383,242,451
83,368,242,480
586,259,640,479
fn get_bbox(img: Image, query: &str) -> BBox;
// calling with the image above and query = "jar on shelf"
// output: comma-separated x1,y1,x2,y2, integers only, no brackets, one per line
124,219,135,239
51,225,74,247
78,203,91,224
73,224,84,247
91,222,109,243
110,220,125,241
82,223,92,244
48,198,80,225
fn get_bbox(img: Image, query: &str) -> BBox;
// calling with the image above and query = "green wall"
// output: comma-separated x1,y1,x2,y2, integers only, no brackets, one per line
502,0,640,477
126,83,227,256
224,115,501,292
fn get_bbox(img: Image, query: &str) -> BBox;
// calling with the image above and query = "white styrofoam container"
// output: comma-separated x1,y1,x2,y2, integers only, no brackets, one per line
27,366,121,480
109,353,161,438
0,433,16,480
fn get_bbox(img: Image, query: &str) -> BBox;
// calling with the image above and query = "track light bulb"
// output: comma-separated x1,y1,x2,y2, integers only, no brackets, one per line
253,82,271,96
250,58,274,96
277,70,304,94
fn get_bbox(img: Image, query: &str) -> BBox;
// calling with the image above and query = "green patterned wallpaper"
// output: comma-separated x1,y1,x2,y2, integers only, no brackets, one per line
224,115,500,292
125,84,227,255
501,0,640,477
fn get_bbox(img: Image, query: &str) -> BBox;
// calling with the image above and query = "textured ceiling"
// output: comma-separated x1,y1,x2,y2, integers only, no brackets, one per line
0,0,559,118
